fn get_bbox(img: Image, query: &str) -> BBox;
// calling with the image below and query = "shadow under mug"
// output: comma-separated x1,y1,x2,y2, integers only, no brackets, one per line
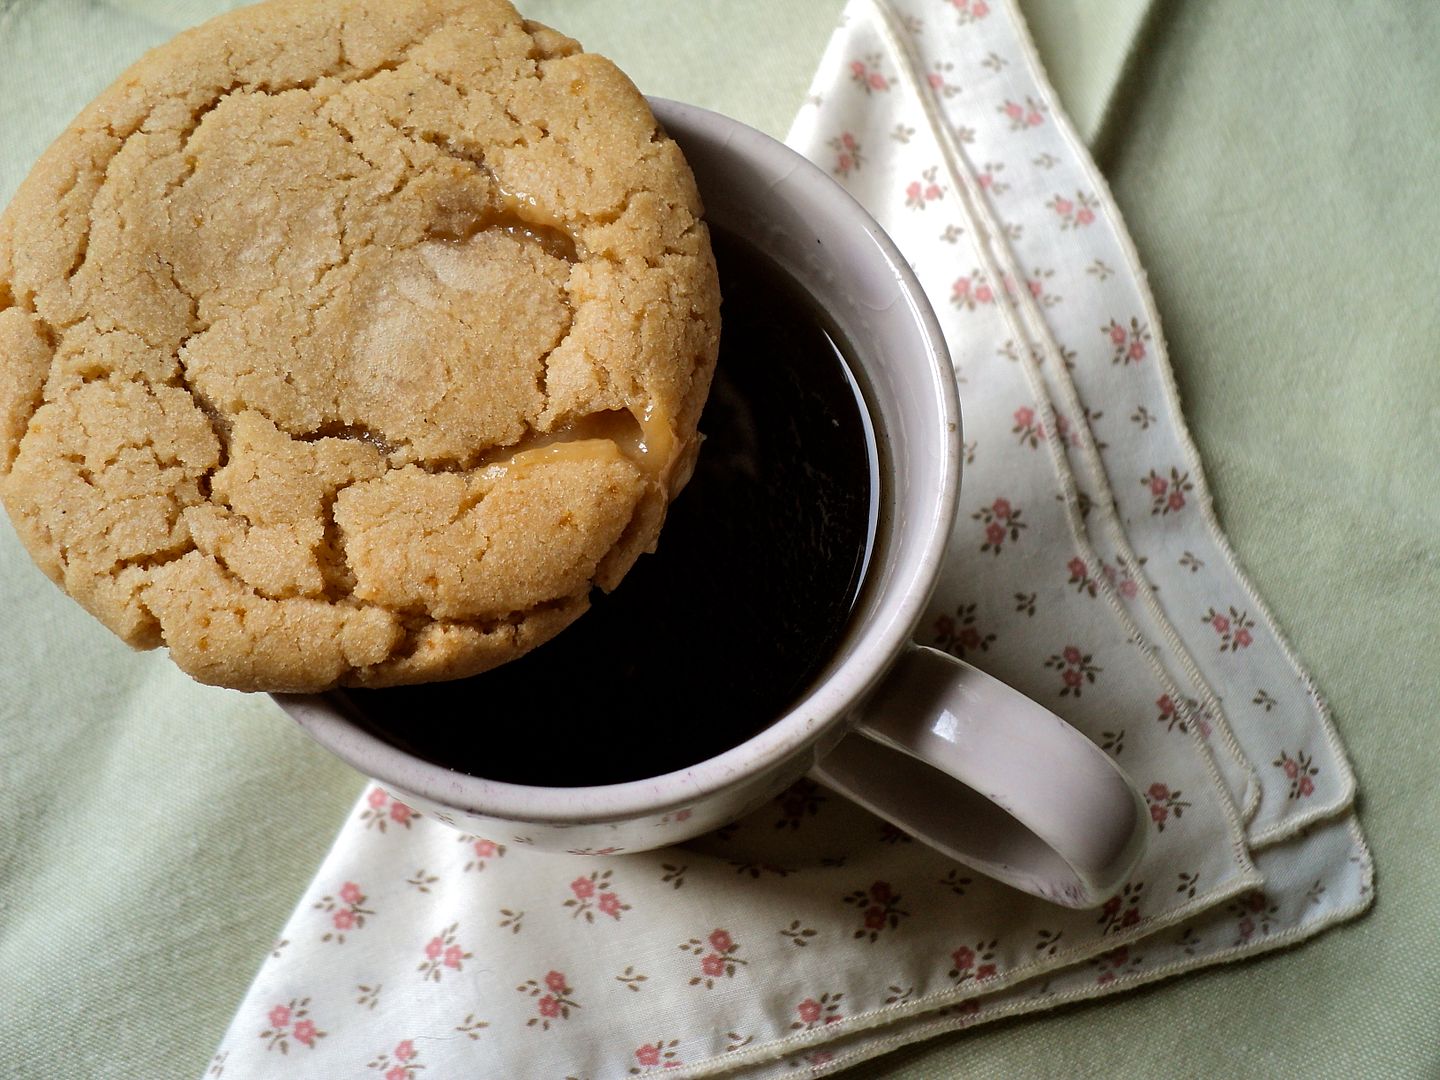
277,98,1147,909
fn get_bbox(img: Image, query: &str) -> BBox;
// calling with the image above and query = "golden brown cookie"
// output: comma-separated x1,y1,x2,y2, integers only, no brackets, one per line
0,0,720,691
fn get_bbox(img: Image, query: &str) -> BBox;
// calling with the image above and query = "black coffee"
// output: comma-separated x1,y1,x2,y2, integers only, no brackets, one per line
335,228,876,786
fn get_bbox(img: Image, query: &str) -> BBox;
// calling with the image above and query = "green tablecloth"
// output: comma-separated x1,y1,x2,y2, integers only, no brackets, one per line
1,1,1435,1075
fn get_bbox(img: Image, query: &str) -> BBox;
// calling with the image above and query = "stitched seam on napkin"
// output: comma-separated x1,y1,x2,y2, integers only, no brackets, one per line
861,0,1256,868
997,0,1360,846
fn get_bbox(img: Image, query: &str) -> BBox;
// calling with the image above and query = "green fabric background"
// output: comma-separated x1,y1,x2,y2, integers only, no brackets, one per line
0,1,1434,1076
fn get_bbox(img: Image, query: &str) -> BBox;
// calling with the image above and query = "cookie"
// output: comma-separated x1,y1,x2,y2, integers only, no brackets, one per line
0,0,720,691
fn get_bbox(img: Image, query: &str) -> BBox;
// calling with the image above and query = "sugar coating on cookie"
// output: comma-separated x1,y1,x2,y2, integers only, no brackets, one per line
0,0,720,691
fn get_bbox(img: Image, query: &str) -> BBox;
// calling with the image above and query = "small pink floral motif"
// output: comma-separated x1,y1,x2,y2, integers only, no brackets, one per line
1228,890,1279,944
1012,404,1043,448
948,0,991,24
1002,267,1060,307
680,929,747,987
1202,605,1257,652
1097,881,1145,934
563,868,631,923
1273,750,1319,799
459,834,506,871
843,881,910,942
790,992,844,1031
1102,317,1152,365
359,787,418,832
629,1039,682,1072
1155,694,1189,734
518,971,580,1029
1099,558,1143,599
926,60,960,98
417,923,471,982
1141,467,1194,515
1000,95,1047,130
1143,782,1192,832
973,497,1027,555
774,778,826,829
1045,645,1102,697
1090,945,1142,986
932,601,995,659
951,269,995,311
976,161,1009,195
314,881,374,944
905,166,945,209
259,998,325,1054
947,939,1001,985
367,1039,422,1078
1048,189,1099,229
827,132,864,177
849,54,890,94
1067,555,1099,597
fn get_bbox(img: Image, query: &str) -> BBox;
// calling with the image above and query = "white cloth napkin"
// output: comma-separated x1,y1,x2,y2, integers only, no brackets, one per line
207,1,1371,1076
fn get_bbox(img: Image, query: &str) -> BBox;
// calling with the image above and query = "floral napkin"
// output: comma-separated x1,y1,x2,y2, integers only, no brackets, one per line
207,1,1372,1076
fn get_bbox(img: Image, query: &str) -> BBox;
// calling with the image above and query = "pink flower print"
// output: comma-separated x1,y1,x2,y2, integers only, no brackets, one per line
293,1020,317,1047
386,1068,407,1080
333,908,355,932
845,882,909,941
974,283,993,302
864,906,887,930
972,0,989,13
1274,750,1319,798
474,839,496,857
315,882,373,943
1004,101,1023,120
954,277,971,297
269,1005,291,1029
1143,783,1191,832
1104,317,1152,365
1203,606,1256,652
519,971,580,1028
565,869,630,922
959,627,980,650
1027,110,1043,126
905,167,944,210
360,787,417,831
932,602,995,660
1049,189,1099,229
419,923,471,981
1001,96,1048,130
927,71,944,89
683,929,747,987
948,940,999,984
975,497,1027,554
340,881,363,904
1122,908,1141,928
1067,556,1086,578
827,133,865,177
949,0,990,24
636,1044,661,1067
394,1041,415,1063
1102,897,1122,920
850,54,890,95
1149,475,1168,497
1238,916,1256,941
1016,407,1036,428
1028,277,1043,297
1120,579,1138,598
1046,646,1102,697
1097,882,1146,934
790,993,845,1031
367,788,387,810
798,999,822,1024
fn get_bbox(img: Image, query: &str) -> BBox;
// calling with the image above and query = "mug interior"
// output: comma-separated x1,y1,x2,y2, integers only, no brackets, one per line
279,100,960,823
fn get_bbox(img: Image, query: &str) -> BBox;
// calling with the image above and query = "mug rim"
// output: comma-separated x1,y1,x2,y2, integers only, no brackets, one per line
278,99,961,825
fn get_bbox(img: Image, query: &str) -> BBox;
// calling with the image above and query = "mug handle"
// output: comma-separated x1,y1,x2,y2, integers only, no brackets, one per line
810,644,1148,908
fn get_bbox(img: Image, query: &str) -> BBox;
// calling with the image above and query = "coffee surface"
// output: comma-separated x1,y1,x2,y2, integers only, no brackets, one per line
337,229,875,786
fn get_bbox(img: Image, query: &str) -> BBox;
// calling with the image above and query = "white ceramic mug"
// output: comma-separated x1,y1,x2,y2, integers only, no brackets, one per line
277,99,1146,909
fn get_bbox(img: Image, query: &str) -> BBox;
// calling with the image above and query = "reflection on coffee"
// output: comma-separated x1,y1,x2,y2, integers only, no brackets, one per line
336,228,877,786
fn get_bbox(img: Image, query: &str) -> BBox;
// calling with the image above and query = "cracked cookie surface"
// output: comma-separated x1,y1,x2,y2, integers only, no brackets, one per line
0,0,721,691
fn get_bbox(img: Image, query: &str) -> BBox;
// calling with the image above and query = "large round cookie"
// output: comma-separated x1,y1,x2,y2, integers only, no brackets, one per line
0,0,720,691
